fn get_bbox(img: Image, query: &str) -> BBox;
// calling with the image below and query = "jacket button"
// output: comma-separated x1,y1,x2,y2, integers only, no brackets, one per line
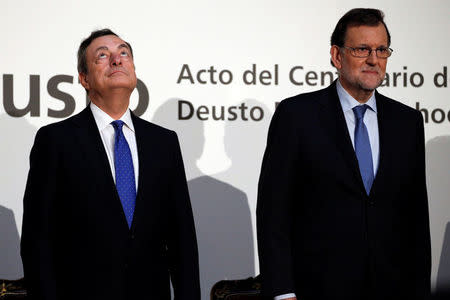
131,234,135,239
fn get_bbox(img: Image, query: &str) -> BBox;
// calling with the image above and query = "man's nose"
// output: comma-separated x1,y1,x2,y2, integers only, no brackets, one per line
365,49,378,65
111,54,122,66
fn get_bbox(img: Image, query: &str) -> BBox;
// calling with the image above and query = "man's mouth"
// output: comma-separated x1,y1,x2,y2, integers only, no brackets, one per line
109,69,126,76
362,70,379,75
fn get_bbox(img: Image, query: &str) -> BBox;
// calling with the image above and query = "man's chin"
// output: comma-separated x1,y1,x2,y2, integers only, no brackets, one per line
107,77,136,88
108,82,136,91
359,80,382,91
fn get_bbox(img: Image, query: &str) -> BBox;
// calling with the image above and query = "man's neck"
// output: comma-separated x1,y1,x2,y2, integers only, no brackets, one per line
89,91,131,120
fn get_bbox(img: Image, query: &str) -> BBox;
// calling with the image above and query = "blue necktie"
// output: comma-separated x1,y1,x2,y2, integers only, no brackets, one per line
112,120,136,228
353,105,374,195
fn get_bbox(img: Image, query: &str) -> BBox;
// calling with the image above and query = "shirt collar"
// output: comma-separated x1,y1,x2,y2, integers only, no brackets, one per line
90,102,135,132
336,79,377,113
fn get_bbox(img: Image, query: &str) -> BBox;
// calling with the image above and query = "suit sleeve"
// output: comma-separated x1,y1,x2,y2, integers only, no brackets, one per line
412,111,432,297
257,101,300,297
166,131,200,300
21,127,59,300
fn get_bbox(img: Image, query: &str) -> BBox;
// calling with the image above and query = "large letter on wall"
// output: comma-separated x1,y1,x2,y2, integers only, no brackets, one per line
3,74,40,117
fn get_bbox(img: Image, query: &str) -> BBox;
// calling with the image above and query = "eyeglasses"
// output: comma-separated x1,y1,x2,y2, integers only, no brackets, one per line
341,46,393,58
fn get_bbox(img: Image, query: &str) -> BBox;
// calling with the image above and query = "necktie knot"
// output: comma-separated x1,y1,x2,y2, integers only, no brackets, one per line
112,120,125,132
352,104,369,120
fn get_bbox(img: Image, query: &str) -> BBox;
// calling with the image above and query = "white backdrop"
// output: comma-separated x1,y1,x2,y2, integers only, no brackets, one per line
1,0,449,298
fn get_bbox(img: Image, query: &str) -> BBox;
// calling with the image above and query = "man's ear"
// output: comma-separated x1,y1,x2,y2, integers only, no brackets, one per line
330,45,342,70
79,73,90,90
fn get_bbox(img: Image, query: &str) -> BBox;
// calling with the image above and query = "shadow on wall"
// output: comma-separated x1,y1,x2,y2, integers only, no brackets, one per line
151,99,255,300
435,222,450,298
0,206,22,279
215,99,271,207
426,135,450,298
0,114,37,279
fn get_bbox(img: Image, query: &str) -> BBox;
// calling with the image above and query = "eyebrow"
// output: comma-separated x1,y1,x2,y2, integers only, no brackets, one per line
118,43,130,51
355,44,388,48
94,46,109,53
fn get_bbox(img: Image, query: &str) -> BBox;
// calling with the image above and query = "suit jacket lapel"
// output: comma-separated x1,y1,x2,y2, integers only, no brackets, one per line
70,106,130,230
318,81,366,194
129,112,156,233
369,91,393,198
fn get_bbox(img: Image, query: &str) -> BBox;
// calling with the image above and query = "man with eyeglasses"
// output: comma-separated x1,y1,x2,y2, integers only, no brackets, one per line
257,8,430,300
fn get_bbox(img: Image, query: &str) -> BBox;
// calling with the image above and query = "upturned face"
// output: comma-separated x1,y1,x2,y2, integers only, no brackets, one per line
331,23,389,100
79,35,137,97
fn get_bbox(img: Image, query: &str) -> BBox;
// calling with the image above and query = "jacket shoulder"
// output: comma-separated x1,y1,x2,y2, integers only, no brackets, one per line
283,85,330,105
377,92,422,120
276,85,333,119
34,114,77,141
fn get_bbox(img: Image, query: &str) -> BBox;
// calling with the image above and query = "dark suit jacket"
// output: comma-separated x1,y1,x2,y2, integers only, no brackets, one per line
21,106,200,300
257,82,431,300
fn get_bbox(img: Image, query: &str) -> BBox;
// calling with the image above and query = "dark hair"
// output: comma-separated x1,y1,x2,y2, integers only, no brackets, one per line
77,28,134,74
330,8,391,67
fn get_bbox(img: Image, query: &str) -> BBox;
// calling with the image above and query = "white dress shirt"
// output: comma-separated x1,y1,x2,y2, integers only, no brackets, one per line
274,81,380,300
275,292,296,300
90,102,139,191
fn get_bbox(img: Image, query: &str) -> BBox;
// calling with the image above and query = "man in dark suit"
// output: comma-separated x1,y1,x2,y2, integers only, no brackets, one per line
21,29,200,300
257,9,431,300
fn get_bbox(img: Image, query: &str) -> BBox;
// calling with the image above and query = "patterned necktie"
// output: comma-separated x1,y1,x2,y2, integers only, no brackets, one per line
353,105,374,195
111,120,136,228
